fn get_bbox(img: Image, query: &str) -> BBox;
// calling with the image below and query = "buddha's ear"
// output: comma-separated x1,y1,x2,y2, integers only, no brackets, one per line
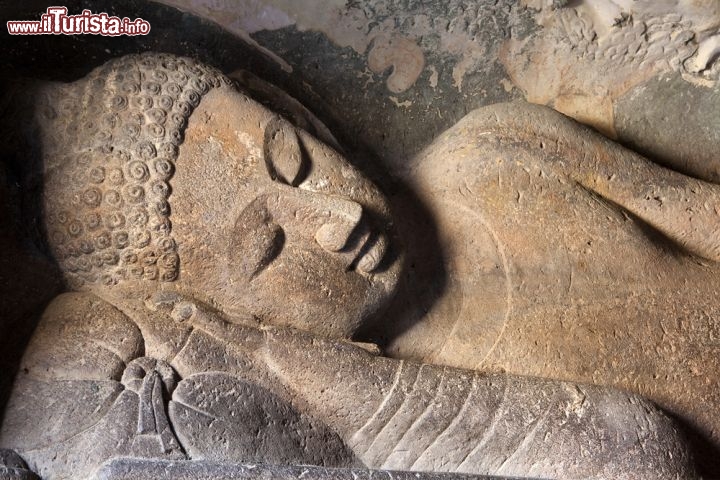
263,117,308,187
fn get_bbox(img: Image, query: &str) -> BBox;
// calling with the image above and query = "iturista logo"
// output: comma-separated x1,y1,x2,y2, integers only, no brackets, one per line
7,6,151,36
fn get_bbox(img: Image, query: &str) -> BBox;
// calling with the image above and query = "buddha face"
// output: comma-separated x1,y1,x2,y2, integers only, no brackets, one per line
170,87,400,338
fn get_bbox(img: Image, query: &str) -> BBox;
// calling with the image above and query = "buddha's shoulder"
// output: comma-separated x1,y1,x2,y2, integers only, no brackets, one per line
406,102,611,186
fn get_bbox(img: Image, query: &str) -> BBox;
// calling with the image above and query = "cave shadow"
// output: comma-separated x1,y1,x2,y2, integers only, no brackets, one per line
0,78,62,419
353,175,449,349
674,413,720,478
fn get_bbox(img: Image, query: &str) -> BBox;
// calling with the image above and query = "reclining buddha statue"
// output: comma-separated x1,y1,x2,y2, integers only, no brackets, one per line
0,53,699,479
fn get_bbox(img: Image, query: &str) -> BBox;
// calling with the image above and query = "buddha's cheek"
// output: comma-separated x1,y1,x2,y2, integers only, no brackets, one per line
242,244,371,338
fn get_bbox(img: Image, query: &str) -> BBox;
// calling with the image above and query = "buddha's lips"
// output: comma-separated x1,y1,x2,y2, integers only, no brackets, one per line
350,231,385,274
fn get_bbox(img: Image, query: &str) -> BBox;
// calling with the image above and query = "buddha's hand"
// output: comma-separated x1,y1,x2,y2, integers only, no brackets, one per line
144,291,265,355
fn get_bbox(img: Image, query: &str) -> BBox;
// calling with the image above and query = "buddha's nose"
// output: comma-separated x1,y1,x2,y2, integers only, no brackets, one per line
267,183,387,273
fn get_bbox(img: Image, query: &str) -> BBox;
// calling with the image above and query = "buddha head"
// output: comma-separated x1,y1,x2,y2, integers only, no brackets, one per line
36,53,400,338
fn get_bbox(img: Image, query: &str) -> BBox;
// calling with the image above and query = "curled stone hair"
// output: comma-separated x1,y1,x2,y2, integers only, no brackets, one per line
36,52,233,288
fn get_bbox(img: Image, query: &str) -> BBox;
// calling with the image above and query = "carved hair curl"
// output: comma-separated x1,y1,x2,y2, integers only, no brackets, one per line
38,53,233,288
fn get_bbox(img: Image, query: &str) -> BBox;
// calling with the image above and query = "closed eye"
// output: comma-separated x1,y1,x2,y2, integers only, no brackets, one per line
263,117,308,187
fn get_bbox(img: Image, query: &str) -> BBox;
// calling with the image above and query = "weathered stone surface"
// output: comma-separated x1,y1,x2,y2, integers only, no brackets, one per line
94,458,517,480
615,72,720,183
0,53,700,480
375,101,720,468
0,449,39,480
170,373,359,467
2,0,720,476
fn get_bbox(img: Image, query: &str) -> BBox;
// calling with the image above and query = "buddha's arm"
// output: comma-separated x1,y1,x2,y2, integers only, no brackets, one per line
257,327,696,479
173,310,695,478
461,103,720,263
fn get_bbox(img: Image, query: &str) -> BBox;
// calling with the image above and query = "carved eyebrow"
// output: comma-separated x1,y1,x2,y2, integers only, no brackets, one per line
263,117,305,187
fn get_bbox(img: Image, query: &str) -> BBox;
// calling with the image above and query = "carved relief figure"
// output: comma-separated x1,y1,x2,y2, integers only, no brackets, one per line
0,53,698,479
